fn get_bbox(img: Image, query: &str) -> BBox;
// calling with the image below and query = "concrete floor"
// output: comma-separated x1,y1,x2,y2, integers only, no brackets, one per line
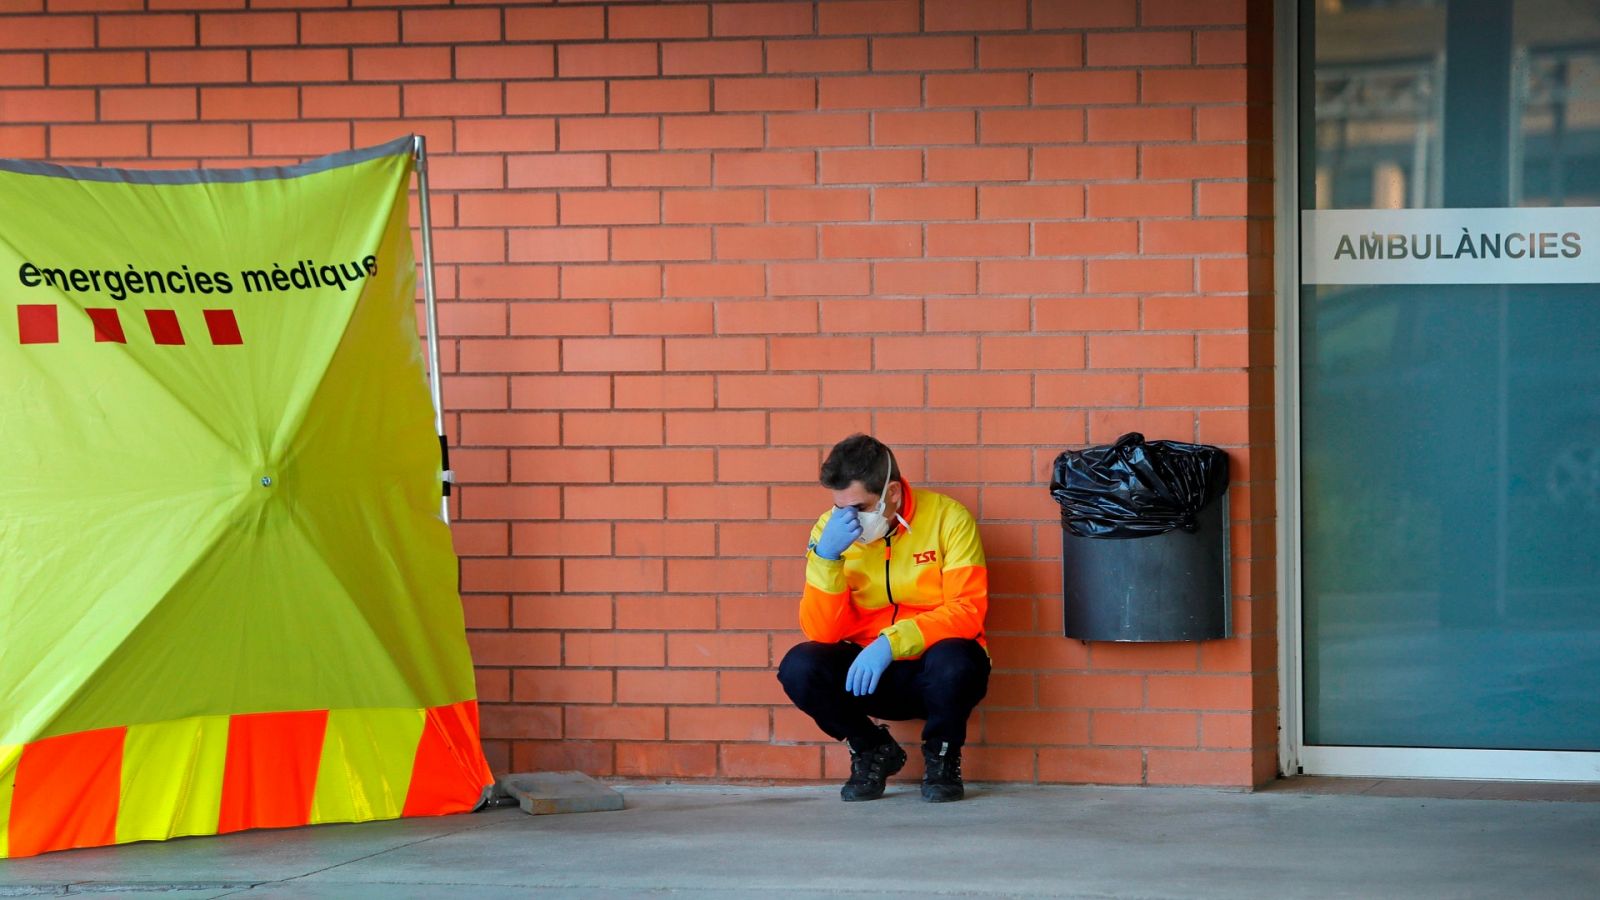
2,782,1598,898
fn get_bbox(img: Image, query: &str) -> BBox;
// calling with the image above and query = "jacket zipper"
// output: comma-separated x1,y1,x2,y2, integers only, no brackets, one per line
884,533,898,623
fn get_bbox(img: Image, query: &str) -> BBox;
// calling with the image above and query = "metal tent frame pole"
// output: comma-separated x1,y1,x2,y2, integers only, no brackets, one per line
413,134,452,523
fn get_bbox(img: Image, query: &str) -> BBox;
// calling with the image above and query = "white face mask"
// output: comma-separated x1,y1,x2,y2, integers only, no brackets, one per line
854,456,894,545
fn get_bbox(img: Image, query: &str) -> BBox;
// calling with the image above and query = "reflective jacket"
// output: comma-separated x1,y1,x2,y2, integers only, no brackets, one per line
801,480,988,660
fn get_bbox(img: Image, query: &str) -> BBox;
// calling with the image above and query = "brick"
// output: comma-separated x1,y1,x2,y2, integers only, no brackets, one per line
558,116,657,151
610,4,709,40
301,85,398,120
985,710,1089,745
105,13,194,47
769,335,872,371
716,446,820,482
874,110,973,146
614,445,715,478
1086,31,1193,67
663,114,763,149
873,186,973,221
668,707,768,742
149,50,246,85
1087,333,1194,369
1033,0,1136,28
667,557,767,592
766,37,866,74
508,153,608,189
716,373,819,409
505,6,602,41
1037,221,1138,255
400,8,500,43
1035,145,1138,181
432,229,506,264
248,48,345,83
663,410,768,445
1143,295,1247,331
353,47,451,82
459,485,561,521
562,337,664,373
505,81,603,115
817,297,922,332
302,11,397,46
0,54,44,88
819,148,919,183
1094,711,1199,748
0,15,94,49
716,225,817,260
926,73,1028,108
663,189,764,224
770,112,870,148
459,412,560,447
818,0,918,35
1086,182,1192,218
667,632,770,668
664,338,766,372
564,558,666,594
875,335,977,371
463,265,561,301
770,262,870,297
49,123,146,158
511,520,612,557
927,223,1026,258
925,296,1028,331
769,409,874,445
927,147,1027,182
616,742,718,778
512,669,613,705
981,109,1085,144
714,76,814,112
150,122,245,157
1086,106,1191,142
925,0,1026,31
1038,672,1145,709
510,448,609,483
456,118,554,153
979,335,1085,370
559,42,657,78
871,35,973,71
713,1,812,37
1145,0,1246,25
617,670,717,704
664,263,766,298
1038,748,1143,785
820,224,920,259
818,74,920,109
477,703,562,740
714,150,814,186
614,521,718,556
664,40,762,76
1035,70,1139,106
978,260,1084,295
929,373,1030,408
101,87,194,122
1197,31,1247,66
875,261,977,295
458,338,557,373
818,373,922,407
200,13,291,47
610,79,710,114
566,706,665,741
978,185,1084,220
717,298,818,332
510,374,609,410
1143,68,1247,104
1088,409,1195,444
456,45,556,80
769,188,868,222
721,744,820,779
1087,258,1193,294
614,226,713,262
1142,144,1248,179
48,51,143,86
565,484,665,520
1143,220,1247,255
1146,749,1252,787
979,34,1084,69
560,190,659,225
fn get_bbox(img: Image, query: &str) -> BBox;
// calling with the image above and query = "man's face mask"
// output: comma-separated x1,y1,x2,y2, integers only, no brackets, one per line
854,456,894,545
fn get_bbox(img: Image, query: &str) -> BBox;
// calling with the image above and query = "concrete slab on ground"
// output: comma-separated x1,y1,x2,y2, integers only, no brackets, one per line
1,783,1597,898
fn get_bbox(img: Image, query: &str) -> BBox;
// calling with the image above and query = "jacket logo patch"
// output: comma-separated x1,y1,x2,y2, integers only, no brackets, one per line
913,550,937,565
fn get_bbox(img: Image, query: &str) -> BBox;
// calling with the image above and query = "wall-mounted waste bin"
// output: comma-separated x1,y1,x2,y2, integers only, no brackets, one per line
1049,433,1230,642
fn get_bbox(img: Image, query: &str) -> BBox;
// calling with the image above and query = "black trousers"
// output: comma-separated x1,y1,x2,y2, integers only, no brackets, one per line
777,638,991,750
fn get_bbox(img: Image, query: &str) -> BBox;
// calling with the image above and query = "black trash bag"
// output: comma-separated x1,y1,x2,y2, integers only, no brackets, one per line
1049,432,1229,538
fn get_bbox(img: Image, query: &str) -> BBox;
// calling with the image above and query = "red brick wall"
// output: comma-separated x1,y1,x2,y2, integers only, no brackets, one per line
1,0,1279,787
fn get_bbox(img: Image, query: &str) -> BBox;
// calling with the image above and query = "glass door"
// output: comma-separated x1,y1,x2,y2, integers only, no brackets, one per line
1297,0,1600,778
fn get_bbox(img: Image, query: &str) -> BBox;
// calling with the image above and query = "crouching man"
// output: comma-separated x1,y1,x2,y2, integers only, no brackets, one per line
777,434,990,802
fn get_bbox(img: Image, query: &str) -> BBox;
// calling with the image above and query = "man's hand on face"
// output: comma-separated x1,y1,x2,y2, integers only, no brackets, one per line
814,505,862,560
845,635,894,696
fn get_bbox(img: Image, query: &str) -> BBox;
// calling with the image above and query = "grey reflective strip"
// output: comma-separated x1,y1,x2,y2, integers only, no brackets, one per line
0,135,415,185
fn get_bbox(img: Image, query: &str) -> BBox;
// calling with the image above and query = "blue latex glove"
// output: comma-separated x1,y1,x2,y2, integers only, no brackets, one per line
845,636,894,696
813,506,861,560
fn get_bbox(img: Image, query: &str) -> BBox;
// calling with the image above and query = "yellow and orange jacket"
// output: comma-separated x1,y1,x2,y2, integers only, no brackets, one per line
801,479,988,660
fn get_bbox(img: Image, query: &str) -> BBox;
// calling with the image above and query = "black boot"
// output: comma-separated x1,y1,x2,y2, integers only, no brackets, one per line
840,725,906,802
921,741,964,802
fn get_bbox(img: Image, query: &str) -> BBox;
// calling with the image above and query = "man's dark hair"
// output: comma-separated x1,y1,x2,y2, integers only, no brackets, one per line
820,433,898,491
